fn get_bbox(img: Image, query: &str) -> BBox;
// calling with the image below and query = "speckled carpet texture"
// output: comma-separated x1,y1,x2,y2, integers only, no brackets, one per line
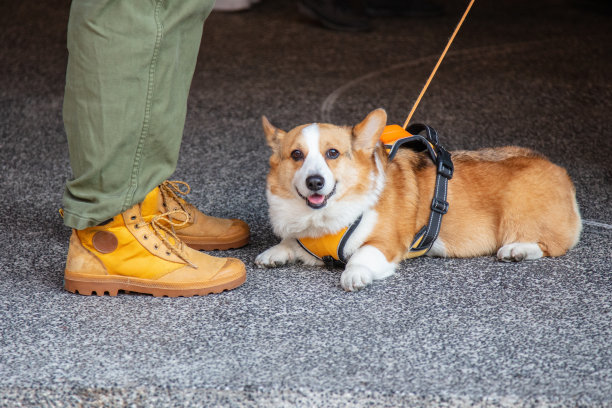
1,0,611,406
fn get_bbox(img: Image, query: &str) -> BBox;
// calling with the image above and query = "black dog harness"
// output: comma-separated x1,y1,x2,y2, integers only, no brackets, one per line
297,123,454,266
387,123,454,258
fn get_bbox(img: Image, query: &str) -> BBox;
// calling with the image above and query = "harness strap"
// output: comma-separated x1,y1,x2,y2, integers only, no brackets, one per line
337,214,363,263
384,123,453,256
405,226,429,259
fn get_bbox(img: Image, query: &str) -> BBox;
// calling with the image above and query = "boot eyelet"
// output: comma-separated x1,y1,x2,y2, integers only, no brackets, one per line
131,216,136,220
154,245,159,250
134,224,139,229
144,235,148,240
166,251,171,256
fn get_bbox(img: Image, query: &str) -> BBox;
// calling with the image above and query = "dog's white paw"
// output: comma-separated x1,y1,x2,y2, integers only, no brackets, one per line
255,244,294,268
341,265,374,292
497,242,543,262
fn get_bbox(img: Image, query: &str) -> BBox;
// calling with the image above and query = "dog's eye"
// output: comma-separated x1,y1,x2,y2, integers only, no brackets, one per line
290,149,304,161
326,149,340,159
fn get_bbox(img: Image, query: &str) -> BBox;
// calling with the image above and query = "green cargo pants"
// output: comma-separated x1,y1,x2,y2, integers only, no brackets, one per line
62,0,214,230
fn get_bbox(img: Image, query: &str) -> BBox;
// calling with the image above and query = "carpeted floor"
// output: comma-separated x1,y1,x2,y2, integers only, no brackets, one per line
1,0,611,406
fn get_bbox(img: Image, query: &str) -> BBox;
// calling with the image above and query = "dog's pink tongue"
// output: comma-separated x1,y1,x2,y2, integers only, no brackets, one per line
308,194,325,205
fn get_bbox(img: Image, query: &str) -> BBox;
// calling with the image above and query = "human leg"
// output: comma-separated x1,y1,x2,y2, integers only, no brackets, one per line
61,0,248,296
62,0,214,230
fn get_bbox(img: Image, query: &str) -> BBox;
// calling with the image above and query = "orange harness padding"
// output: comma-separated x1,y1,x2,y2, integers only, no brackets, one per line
380,124,412,145
297,226,352,264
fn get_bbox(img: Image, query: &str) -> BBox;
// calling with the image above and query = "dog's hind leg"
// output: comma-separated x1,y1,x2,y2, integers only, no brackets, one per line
341,245,397,291
496,242,544,262
496,217,578,261
495,167,581,261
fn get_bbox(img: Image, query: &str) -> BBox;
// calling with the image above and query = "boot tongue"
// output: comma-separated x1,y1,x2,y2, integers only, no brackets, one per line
141,186,162,218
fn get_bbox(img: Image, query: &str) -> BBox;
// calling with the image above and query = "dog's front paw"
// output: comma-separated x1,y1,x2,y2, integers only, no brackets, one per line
255,245,294,268
341,265,374,292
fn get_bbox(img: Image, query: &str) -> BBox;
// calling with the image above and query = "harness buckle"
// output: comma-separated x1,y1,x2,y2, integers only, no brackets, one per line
431,198,449,214
436,147,454,179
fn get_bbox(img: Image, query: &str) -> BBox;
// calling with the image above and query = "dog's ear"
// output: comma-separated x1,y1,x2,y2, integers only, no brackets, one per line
352,109,387,153
262,116,286,153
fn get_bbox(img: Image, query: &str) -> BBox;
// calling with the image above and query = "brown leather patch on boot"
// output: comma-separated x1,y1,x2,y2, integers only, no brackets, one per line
92,231,118,254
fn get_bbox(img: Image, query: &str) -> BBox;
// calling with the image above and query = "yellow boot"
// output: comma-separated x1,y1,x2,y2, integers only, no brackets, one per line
64,189,246,297
156,181,250,250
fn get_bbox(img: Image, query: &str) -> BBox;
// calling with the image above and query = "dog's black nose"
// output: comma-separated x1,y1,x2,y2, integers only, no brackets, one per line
306,175,325,191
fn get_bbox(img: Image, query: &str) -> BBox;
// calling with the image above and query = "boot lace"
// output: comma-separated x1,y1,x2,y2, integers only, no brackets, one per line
137,208,196,268
159,180,193,222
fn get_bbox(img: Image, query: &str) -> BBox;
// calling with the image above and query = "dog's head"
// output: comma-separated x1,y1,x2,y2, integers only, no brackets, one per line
262,109,388,237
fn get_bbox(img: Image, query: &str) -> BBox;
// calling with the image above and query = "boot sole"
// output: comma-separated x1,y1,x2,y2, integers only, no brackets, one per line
64,273,246,297
179,235,250,251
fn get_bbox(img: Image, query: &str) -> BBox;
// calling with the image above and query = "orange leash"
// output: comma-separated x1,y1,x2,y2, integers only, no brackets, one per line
402,0,476,129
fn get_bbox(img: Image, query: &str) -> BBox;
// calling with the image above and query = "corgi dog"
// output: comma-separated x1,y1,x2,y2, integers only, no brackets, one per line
255,109,582,291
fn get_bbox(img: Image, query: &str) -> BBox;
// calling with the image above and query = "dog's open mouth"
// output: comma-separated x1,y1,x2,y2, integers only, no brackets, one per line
297,184,336,209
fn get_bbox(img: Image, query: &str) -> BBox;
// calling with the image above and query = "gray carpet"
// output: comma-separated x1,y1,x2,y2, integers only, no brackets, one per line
1,0,611,406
